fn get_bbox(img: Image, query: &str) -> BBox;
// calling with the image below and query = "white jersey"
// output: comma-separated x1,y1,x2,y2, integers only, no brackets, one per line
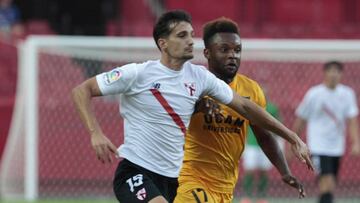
296,84,358,156
96,60,233,177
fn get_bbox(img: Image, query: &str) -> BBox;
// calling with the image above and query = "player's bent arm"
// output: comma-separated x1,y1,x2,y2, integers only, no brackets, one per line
71,77,118,163
228,91,298,145
71,77,103,135
252,126,290,176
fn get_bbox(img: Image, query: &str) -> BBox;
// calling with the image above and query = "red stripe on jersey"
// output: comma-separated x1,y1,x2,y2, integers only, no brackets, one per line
150,89,186,135
322,105,341,128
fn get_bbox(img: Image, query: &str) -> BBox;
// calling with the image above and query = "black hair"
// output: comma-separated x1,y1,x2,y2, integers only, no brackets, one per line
203,17,239,48
153,10,192,50
324,61,343,71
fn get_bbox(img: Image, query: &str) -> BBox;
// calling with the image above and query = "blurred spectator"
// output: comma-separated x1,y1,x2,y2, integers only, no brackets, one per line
0,0,24,41
47,0,119,78
146,0,166,18
293,61,360,203
48,0,118,36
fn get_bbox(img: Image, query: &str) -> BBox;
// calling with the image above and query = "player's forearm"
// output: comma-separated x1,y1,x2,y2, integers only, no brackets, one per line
253,127,291,176
71,84,103,136
349,117,360,146
292,117,306,136
229,92,299,145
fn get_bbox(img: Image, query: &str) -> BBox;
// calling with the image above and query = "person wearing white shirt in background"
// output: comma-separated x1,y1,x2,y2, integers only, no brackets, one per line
293,61,360,203
72,10,313,203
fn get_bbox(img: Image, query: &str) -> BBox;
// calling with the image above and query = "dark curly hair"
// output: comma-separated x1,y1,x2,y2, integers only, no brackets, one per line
203,17,239,48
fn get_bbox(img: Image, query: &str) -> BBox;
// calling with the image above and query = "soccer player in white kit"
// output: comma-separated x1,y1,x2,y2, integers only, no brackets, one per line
293,61,360,203
72,10,313,203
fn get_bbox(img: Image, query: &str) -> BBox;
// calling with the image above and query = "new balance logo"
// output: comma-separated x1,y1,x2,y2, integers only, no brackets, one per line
152,83,161,89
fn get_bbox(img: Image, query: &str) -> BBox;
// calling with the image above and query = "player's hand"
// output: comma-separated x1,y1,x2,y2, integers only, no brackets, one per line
282,174,306,198
290,137,314,171
90,132,118,164
194,97,221,116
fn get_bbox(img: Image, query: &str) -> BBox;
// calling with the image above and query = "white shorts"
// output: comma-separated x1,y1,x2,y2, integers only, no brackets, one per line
242,145,272,170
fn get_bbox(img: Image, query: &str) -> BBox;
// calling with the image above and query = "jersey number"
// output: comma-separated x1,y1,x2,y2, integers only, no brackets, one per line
192,188,208,203
126,174,144,192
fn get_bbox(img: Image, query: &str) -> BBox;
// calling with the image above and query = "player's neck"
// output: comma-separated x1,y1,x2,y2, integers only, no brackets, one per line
324,81,337,90
222,76,234,84
160,56,186,71
210,68,234,84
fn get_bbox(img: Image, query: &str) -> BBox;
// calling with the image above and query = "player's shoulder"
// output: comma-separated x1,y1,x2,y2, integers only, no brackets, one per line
113,60,160,82
306,84,325,95
235,74,260,85
125,60,161,75
117,60,149,70
232,74,265,105
137,60,158,69
337,84,356,98
338,84,355,92
233,73,262,90
185,62,208,72
183,62,210,78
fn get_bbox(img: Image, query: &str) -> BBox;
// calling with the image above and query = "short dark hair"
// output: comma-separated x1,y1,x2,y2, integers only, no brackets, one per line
324,61,343,71
203,17,240,48
153,10,192,50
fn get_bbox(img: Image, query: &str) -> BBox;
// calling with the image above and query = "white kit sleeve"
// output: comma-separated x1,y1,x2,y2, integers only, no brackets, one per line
295,90,313,120
96,63,138,95
203,70,233,104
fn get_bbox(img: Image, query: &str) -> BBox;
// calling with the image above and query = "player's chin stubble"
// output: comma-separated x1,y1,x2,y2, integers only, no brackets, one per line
182,53,194,60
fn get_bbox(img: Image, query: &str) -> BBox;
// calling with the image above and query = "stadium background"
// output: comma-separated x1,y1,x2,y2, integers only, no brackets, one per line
1,0,360,202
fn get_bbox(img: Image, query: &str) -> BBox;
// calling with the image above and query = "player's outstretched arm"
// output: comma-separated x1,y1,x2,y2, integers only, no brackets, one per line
71,77,118,164
228,91,314,171
252,126,306,198
252,126,290,175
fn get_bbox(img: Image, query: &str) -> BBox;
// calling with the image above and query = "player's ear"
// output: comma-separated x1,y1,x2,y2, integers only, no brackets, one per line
158,38,167,51
203,48,210,60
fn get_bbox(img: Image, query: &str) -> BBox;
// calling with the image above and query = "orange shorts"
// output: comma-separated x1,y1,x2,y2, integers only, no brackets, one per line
174,176,233,203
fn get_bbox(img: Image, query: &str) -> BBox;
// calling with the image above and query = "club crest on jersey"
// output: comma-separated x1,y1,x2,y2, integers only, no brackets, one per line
104,69,122,85
184,82,196,96
136,188,147,200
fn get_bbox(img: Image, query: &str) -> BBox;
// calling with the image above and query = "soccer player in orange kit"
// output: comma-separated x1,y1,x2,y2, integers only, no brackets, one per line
174,17,313,203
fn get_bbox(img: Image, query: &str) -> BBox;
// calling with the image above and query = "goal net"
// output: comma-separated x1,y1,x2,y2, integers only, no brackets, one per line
1,36,360,201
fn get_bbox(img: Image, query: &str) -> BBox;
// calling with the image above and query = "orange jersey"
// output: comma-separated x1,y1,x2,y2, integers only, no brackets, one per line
179,73,266,194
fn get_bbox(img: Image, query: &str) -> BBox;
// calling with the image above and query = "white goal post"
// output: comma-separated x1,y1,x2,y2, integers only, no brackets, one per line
2,36,360,201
